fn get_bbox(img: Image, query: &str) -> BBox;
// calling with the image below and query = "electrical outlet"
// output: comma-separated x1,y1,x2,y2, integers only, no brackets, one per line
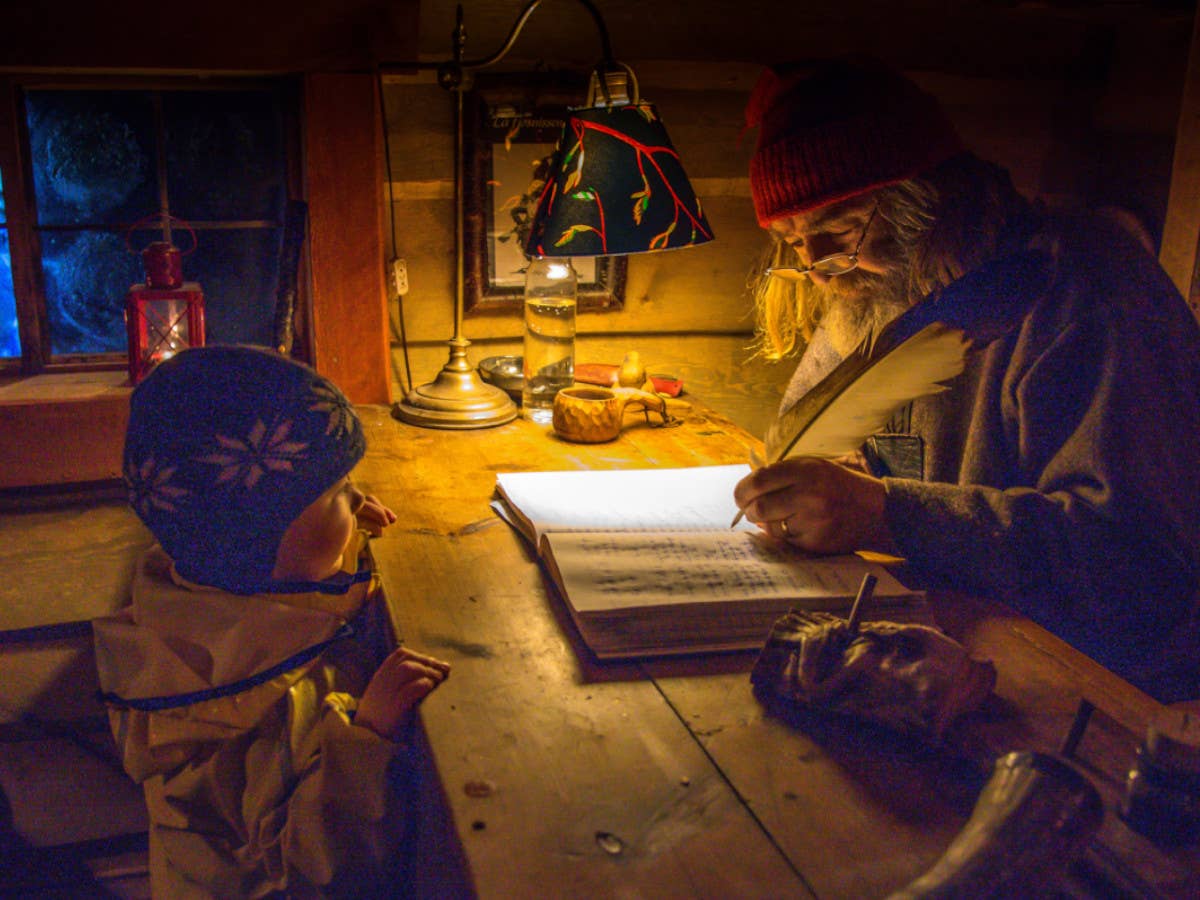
390,258,409,296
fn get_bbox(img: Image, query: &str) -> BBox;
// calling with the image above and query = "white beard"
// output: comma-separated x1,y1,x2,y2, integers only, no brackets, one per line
817,266,913,357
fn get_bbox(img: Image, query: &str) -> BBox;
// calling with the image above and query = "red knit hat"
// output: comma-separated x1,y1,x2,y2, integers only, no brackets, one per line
746,59,963,226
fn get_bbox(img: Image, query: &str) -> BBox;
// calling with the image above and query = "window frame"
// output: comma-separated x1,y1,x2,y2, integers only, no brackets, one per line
0,73,304,375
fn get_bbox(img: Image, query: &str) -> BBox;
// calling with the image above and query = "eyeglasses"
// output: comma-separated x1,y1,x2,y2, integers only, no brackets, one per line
766,203,879,281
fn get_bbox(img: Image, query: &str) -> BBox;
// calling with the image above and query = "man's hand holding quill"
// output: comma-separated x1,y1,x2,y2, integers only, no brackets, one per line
732,456,893,553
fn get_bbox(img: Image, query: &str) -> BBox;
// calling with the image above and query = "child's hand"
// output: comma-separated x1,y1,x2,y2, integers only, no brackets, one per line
356,493,397,537
354,648,450,741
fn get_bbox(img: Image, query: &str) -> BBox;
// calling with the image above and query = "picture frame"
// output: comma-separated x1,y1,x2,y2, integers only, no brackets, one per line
462,73,626,314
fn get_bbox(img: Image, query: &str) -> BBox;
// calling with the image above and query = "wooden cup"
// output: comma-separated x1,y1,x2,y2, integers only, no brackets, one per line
552,386,667,443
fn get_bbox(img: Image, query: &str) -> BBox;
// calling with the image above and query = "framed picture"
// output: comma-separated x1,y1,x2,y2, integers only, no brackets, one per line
462,73,626,314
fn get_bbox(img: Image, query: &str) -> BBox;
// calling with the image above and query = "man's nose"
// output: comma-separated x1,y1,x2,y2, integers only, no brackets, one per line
790,241,813,269
787,244,823,284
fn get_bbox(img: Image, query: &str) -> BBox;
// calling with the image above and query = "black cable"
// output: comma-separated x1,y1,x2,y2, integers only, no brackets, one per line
376,66,414,395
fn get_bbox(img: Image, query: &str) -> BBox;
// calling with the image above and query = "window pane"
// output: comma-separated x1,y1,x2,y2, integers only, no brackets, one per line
186,227,281,347
165,91,286,221
26,91,158,226
18,86,292,364
41,230,141,354
1,166,18,358
0,229,18,359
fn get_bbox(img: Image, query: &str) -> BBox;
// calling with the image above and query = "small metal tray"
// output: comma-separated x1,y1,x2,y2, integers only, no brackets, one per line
478,355,524,401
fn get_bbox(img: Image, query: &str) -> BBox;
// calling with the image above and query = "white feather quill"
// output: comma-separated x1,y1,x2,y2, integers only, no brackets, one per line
763,322,971,463
726,322,970,531
762,245,1052,465
729,248,1046,526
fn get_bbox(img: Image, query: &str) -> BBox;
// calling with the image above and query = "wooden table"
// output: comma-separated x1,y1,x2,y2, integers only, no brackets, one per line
352,401,1199,899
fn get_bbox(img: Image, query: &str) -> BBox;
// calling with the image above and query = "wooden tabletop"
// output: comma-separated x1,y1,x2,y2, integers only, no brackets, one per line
351,400,1199,899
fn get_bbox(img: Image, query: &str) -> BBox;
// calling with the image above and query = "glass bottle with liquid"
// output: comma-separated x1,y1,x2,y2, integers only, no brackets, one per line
522,256,577,423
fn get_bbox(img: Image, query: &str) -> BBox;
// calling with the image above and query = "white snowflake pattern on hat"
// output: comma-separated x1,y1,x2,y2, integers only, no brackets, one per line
199,418,310,489
307,382,357,438
125,455,190,518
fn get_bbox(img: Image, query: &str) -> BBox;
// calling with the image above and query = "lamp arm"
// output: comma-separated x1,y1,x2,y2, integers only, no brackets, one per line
382,0,615,85
379,0,619,88
459,0,614,72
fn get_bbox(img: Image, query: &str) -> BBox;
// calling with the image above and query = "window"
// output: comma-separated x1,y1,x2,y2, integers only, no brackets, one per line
0,169,16,358
0,77,299,372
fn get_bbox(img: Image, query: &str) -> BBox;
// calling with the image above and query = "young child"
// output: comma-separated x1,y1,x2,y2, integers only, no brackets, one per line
93,345,450,897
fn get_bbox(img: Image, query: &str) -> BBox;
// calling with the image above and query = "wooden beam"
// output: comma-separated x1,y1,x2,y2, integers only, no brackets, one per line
0,373,129,488
0,1,421,73
304,73,392,404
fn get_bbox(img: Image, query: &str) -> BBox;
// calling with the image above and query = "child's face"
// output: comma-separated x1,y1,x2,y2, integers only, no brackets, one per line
271,476,365,583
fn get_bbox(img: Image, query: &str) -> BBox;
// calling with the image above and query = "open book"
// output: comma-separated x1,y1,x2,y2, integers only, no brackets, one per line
494,465,927,659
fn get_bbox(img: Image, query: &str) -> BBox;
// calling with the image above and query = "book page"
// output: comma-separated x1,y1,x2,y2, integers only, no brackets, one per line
543,530,917,613
494,464,754,546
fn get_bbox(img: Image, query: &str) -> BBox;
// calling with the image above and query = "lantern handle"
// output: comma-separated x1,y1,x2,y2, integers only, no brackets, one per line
125,213,198,256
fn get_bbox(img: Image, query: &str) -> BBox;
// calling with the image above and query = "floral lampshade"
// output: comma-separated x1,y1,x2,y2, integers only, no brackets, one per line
523,101,714,258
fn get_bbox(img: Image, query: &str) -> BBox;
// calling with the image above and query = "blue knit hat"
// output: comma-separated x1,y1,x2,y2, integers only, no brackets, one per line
123,346,366,593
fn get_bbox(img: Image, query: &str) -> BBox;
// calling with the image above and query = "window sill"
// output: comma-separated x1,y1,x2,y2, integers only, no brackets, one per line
0,371,131,489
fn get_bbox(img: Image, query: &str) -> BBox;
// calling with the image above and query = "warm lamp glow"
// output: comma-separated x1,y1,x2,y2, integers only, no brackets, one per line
542,260,575,280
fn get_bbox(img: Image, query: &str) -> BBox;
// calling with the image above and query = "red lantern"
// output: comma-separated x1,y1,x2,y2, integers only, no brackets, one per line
124,283,206,384
124,215,204,384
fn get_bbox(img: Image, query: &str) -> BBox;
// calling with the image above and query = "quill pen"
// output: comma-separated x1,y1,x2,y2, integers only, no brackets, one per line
727,323,967,527
762,320,968,463
730,249,1048,527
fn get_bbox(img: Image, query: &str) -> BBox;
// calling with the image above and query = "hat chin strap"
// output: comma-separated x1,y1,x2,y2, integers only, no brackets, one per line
181,555,373,597
255,560,374,597
220,526,375,596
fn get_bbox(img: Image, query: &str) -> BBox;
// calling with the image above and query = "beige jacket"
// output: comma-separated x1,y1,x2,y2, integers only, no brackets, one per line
93,534,410,898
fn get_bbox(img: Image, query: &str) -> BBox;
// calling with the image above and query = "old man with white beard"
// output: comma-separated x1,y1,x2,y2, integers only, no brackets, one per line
733,59,1200,701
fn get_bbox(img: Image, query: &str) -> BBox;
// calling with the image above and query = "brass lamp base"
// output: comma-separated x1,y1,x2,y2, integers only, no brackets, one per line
393,338,518,429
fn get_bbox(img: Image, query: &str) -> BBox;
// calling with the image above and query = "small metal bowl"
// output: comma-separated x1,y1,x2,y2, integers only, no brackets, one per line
478,355,524,402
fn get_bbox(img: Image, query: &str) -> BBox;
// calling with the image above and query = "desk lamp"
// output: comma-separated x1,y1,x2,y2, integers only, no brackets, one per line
392,0,712,429
523,64,713,259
